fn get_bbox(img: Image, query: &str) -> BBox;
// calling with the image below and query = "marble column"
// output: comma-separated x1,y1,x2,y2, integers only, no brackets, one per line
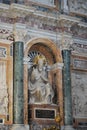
13,41,24,124
62,50,74,130
12,41,29,130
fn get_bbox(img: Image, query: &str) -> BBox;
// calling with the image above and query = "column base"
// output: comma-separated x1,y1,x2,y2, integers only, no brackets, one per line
10,124,29,130
64,125,75,130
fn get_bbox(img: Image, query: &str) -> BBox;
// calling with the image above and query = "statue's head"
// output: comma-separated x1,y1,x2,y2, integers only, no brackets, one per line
33,55,47,71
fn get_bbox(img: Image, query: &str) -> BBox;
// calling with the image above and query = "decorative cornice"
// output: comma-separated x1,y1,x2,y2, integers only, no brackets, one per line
0,3,57,20
59,15,87,30
0,3,87,31
73,37,87,45
0,22,13,30
23,58,64,70
0,39,12,44
10,3,35,13
27,27,61,40
0,3,9,10
59,15,80,23
51,62,64,71
78,22,87,28
0,22,87,50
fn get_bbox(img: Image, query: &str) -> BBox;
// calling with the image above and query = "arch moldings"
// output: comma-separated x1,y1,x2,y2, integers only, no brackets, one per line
24,38,62,63
24,37,64,126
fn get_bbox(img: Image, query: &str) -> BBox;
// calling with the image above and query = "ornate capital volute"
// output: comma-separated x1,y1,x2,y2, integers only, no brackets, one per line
60,33,73,50
13,23,27,42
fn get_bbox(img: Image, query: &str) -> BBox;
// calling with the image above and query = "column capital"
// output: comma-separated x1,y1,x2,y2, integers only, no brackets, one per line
13,23,27,42
60,33,73,50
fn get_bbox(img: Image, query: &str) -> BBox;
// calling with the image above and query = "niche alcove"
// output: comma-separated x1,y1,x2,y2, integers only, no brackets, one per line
24,38,63,129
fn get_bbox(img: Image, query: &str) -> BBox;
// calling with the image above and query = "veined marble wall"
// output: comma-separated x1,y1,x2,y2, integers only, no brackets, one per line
71,71,87,117
0,43,13,124
0,61,8,115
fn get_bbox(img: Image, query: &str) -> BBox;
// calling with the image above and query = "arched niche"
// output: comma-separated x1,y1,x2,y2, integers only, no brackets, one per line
24,38,64,125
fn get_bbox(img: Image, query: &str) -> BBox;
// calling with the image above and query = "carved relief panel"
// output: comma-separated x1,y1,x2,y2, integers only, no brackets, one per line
71,55,87,117
0,43,13,124
68,0,87,16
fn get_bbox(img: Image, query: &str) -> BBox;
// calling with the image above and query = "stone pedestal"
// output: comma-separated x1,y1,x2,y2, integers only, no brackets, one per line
12,41,29,130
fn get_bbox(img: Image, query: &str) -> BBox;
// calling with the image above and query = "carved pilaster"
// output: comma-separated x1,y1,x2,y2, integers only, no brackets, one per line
12,41,29,130
49,62,64,125
62,34,74,129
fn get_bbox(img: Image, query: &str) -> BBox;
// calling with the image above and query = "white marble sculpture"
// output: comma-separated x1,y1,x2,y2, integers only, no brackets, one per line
29,55,54,104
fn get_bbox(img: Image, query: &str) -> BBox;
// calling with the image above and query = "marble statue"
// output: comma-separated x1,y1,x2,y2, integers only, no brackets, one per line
29,55,54,104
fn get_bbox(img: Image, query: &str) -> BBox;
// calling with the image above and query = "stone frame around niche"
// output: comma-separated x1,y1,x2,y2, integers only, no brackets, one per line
24,38,64,125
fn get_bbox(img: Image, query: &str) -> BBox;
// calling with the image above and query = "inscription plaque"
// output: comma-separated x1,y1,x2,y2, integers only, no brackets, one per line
35,109,55,119
73,59,87,70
